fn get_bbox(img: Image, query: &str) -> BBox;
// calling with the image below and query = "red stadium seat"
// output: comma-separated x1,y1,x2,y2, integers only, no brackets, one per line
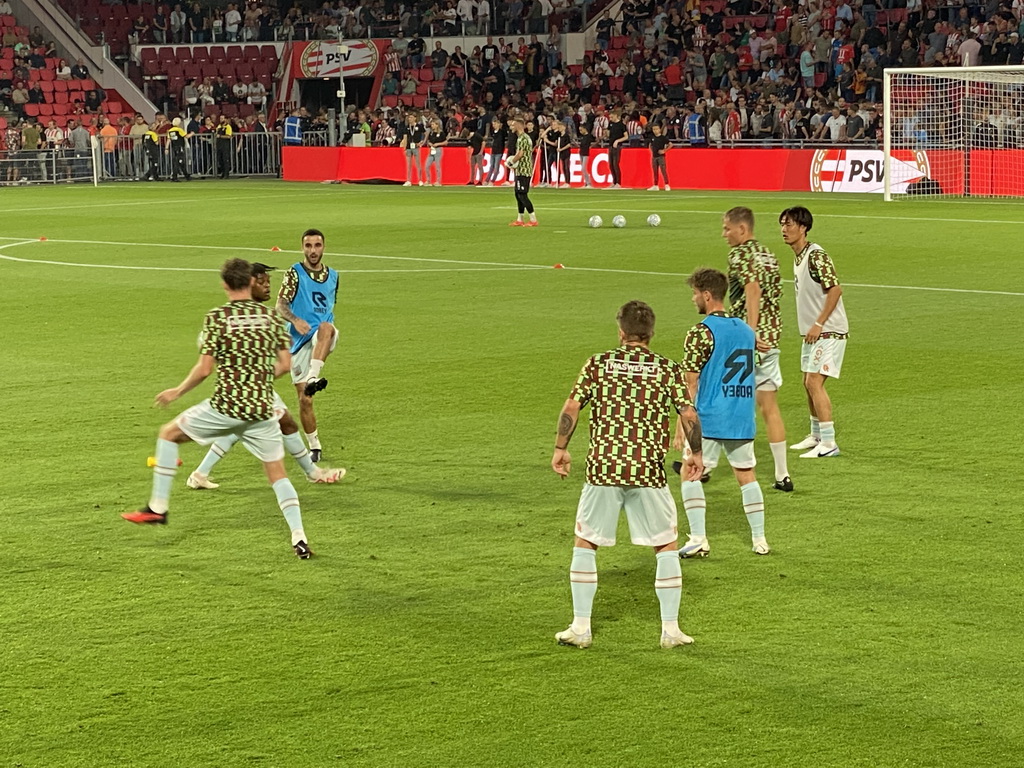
54,91,68,104
419,67,433,82
225,45,243,60
412,93,427,108
24,104,40,117
80,78,95,90
38,104,53,116
382,94,399,107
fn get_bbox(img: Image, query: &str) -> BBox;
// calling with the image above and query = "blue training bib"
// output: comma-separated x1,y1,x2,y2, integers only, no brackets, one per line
288,263,337,354
696,314,756,441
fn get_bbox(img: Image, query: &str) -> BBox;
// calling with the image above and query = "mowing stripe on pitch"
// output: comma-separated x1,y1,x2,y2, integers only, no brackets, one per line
1,237,1022,296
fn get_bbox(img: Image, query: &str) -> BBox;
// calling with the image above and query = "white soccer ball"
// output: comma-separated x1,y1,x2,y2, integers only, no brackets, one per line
647,214,661,227
588,215,603,228
612,215,626,228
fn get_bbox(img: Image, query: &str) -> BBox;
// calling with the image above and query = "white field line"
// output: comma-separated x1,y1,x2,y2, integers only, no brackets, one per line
1,237,1022,296
0,192,301,214
496,205,1024,226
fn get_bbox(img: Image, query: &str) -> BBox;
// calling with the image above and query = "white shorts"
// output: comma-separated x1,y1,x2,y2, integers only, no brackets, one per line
176,399,285,462
755,348,783,392
574,483,678,548
684,438,756,471
272,391,288,422
801,337,847,379
290,326,338,384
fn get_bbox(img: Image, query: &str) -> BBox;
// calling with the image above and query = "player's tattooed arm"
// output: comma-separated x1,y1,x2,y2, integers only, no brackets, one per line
555,399,581,450
678,406,702,455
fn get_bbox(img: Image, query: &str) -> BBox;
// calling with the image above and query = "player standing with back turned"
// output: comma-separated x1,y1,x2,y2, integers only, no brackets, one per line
276,228,339,463
552,301,704,650
123,258,314,559
779,206,849,458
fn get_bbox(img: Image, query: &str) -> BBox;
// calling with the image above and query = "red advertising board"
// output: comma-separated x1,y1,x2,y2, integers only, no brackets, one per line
283,146,1021,195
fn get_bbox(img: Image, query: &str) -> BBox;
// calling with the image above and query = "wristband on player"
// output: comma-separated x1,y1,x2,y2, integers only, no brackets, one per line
554,444,569,451
813,321,824,327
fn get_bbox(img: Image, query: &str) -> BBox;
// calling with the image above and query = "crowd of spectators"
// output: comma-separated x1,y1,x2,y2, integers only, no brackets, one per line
357,0,1024,148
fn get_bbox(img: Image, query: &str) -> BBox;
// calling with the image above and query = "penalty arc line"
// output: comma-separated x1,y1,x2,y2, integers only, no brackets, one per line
1,238,1022,296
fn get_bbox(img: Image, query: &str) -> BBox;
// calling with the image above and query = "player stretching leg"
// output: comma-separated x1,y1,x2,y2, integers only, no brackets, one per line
507,117,538,227
779,207,848,458
276,228,339,463
187,263,345,488
553,301,703,649
722,206,792,491
124,258,314,559
676,268,770,558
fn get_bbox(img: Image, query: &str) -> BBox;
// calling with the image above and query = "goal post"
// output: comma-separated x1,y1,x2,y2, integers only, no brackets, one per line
883,65,1024,200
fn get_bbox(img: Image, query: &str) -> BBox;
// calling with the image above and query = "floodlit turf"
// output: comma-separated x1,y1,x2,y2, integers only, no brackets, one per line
1,181,1023,767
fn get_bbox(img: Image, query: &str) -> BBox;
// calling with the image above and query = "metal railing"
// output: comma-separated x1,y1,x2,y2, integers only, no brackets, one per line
94,132,283,181
0,146,97,185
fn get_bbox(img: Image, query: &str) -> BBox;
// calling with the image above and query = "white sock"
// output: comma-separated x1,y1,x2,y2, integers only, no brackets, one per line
528,212,537,222
770,441,789,481
819,421,836,446
516,213,524,222
308,359,324,380
811,416,821,440
305,430,321,450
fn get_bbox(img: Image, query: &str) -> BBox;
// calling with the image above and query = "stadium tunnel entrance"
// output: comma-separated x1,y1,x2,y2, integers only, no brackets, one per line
299,78,374,116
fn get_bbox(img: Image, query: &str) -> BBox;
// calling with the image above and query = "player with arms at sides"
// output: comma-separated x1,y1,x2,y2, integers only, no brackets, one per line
186,262,346,489
779,206,848,458
506,116,538,227
676,268,770,558
722,206,792,492
123,258,314,559
276,228,339,464
552,301,704,650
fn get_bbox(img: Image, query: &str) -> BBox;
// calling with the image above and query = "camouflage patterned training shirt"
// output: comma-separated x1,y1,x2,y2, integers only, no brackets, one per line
199,299,290,421
568,345,693,487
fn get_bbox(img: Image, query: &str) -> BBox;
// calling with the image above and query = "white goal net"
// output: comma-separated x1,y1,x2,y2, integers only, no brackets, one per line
883,65,1024,199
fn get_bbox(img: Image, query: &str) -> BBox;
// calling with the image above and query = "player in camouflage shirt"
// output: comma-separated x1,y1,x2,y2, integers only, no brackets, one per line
722,206,793,492
551,301,703,650
124,258,315,560
506,116,538,227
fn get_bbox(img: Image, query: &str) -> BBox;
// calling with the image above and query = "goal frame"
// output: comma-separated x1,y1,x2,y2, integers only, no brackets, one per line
882,64,1024,200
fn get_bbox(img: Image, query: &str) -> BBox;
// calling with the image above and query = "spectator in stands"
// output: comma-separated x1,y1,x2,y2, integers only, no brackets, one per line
401,71,418,95
152,7,168,44
430,40,449,81
223,3,241,41
182,78,199,108
0,0,12,15
55,59,72,80
198,77,215,106
381,70,400,95
232,79,249,103
11,81,28,118
171,4,187,43
28,49,45,69
478,0,492,34
408,32,426,68
248,80,267,109
71,58,90,80
213,76,231,104
27,82,45,105
132,14,149,45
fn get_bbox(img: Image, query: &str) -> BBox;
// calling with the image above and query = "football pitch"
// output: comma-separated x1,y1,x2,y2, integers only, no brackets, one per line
2,182,1022,767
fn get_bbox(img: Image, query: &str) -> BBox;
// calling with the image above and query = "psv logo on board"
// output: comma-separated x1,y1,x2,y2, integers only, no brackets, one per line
809,149,930,194
299,40,379,78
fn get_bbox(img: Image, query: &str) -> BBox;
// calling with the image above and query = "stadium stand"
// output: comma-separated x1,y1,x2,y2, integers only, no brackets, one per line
0,12,128,128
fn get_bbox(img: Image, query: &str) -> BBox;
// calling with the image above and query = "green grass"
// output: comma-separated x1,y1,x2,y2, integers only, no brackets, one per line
1,182,1023,767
